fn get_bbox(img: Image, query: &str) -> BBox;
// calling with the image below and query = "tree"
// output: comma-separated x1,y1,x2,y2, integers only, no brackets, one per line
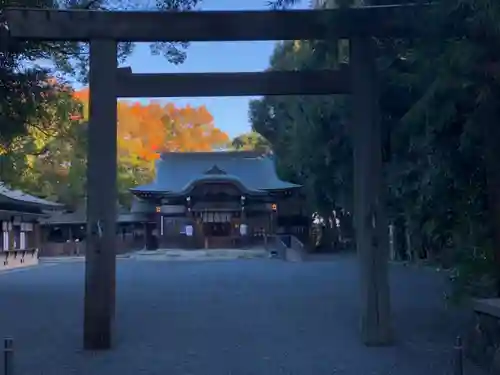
159,103,229,152
3,78,229,209
263,0,500,301
393,0,500,296
250,39,352,247
231,131,272,153
55,88,229,207
0,78,86,206
0,0,203,148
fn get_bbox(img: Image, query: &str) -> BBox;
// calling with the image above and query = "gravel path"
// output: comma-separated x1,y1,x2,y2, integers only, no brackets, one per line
0,255,485,375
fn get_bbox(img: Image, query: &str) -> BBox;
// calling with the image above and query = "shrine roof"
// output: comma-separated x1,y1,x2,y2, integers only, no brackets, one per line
0,182,62,209
131,151,300,196
40,202,147,225
39,211,146,225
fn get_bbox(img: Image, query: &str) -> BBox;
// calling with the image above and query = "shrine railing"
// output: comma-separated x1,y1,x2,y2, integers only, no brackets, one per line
265,235,287,260
265,234,306,262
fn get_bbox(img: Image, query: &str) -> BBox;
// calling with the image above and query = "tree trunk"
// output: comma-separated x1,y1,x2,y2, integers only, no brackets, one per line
392,219,404,261
483,104,500,297
404,222,412,262
412,223,421,262
351,36,393,346
388,224,396,261
329,211,341,250
337,210,354,248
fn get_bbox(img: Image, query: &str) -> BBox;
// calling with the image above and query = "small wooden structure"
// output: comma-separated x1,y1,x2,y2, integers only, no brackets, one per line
2,3,453,349
131,151,308,249
40,204,146,256
0,183,61,270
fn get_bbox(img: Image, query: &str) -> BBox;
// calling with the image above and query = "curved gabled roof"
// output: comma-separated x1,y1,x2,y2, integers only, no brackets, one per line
0,183,62,208
131,151,300,196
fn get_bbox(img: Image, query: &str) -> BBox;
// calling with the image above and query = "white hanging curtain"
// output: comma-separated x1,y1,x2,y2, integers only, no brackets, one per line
20,231,26,250
3,231,9,250
201,211,234,223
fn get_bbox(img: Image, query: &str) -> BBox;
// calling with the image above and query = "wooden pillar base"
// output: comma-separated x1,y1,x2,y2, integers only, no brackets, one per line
84,301,113,350
84,245,116,350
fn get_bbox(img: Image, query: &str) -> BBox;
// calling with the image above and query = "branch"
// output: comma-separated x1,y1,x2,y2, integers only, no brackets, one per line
80,0,103,10
267,0,301,10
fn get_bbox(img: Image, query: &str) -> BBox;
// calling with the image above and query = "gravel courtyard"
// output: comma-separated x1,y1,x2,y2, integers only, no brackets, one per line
0,255,484,375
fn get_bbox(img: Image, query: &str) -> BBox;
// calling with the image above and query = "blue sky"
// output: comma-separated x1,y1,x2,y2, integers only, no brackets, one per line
37,0,309,138
119,0,306,139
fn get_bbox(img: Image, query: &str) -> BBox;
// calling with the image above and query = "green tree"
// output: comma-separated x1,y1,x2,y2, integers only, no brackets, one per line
393,0,500,297
0,79,87,208
231,132,272,153
264,0,500,299
250,39,353,248
0,0,203,146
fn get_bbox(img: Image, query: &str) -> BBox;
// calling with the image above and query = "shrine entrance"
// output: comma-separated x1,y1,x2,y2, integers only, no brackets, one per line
186,179,272,249
2,3,452,351
198,210,235,248
203,221,232,237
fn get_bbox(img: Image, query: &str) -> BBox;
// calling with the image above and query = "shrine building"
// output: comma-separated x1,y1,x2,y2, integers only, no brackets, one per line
0,183,62,252
130,151,309,249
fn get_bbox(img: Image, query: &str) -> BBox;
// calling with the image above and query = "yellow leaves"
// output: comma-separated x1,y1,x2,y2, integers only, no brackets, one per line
292,40,302,52
30,127,51,150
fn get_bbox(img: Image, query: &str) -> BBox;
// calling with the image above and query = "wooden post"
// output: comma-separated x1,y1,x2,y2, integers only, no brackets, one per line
240,196,247,247
34,222,42,250
84,39,118,350
158,213,164,248
404,224,412,261
388,224,396,261
350,36,392,346
8,221,13,250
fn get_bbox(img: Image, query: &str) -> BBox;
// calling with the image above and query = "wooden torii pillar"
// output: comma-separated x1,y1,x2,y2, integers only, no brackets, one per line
3,4,445,349
84,39,118,349
351,37,392,345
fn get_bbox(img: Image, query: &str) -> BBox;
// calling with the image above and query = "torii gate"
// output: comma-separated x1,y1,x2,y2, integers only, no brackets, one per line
3,4,442,350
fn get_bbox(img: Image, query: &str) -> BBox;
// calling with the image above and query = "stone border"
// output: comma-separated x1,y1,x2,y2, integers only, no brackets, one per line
465,298,500,373
474,299,500,318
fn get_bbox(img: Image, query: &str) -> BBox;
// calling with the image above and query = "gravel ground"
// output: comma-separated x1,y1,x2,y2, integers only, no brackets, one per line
0,255,485,375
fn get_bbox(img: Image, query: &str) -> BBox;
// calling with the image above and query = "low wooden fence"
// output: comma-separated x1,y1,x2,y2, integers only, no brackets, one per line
39,237,144,257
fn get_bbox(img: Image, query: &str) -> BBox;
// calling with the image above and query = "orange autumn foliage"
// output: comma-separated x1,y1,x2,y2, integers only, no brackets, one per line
73,88,229,161
72,87,88,102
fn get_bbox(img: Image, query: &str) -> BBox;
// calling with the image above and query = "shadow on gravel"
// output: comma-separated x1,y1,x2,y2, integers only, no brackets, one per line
0,255,485,375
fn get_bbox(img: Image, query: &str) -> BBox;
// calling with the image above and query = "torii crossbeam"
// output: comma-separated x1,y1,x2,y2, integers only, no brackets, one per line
115,68,351,97
3,5,439,41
